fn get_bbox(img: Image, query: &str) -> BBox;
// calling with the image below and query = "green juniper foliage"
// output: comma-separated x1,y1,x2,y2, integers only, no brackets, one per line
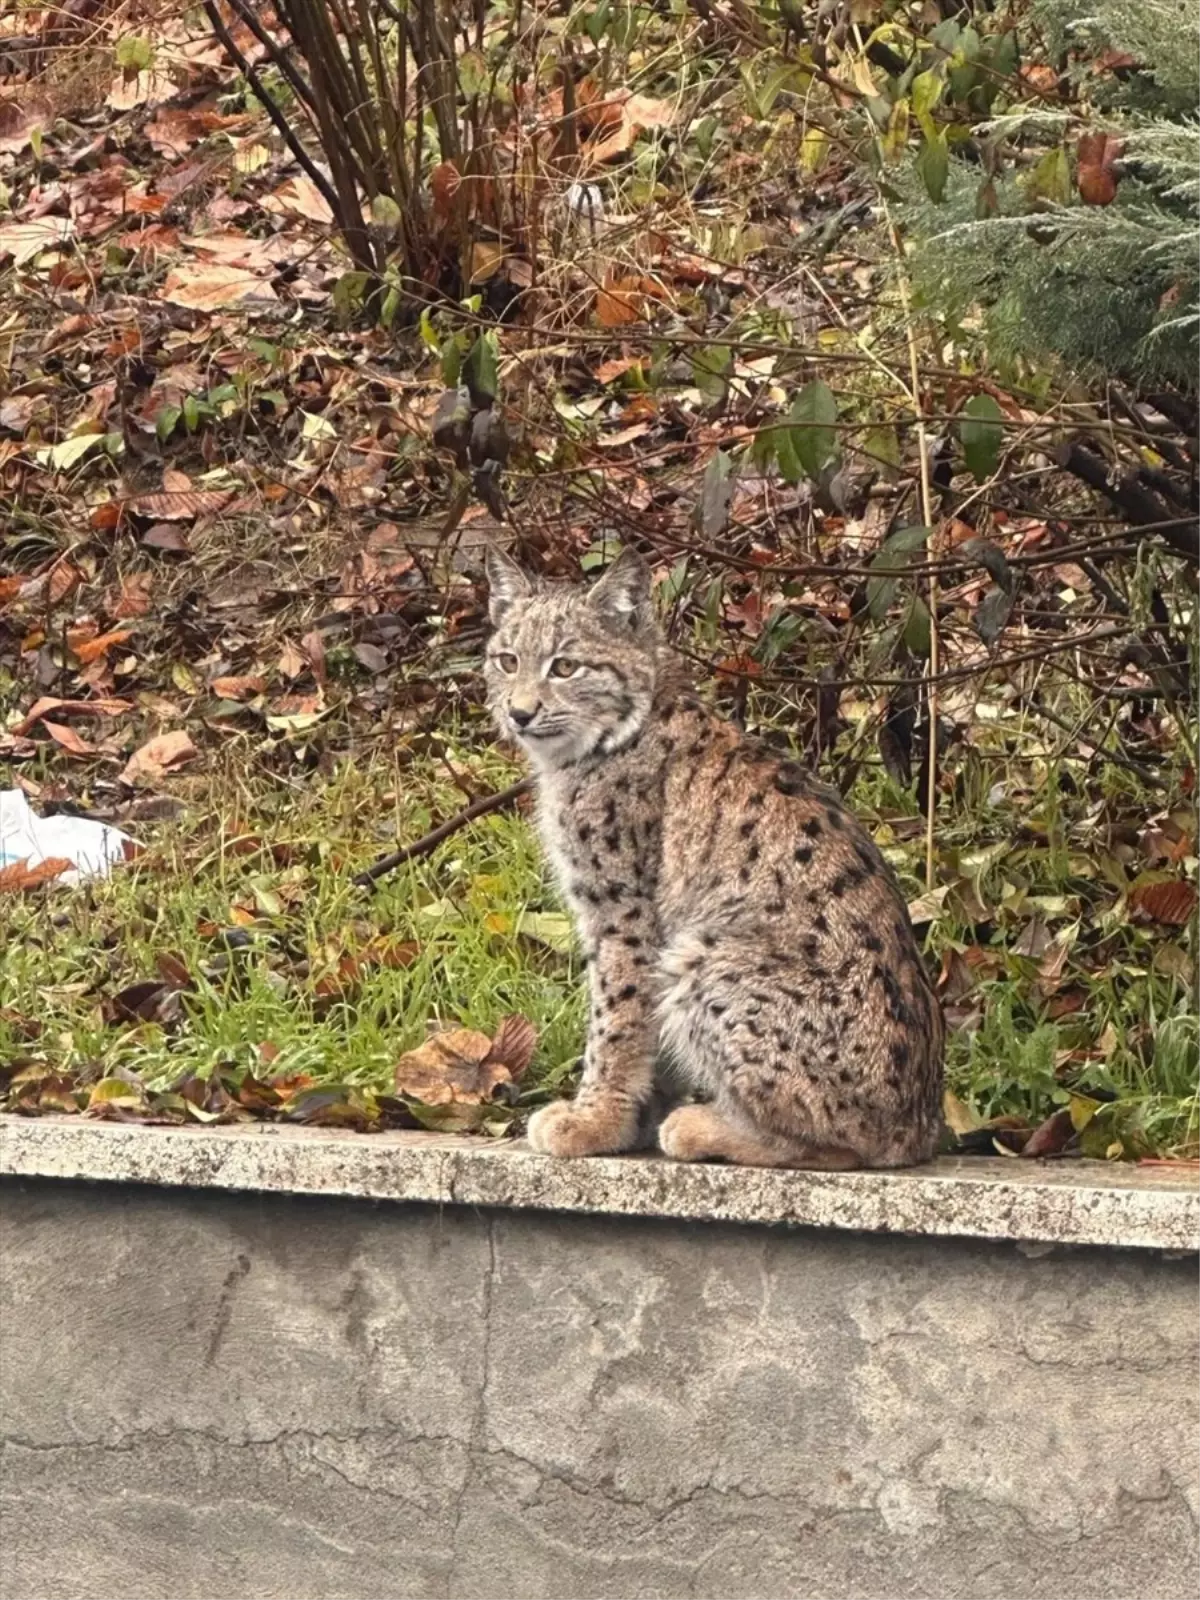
902,0,1199,388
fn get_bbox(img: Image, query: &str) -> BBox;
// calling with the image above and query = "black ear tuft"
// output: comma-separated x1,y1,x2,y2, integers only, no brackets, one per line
586,547,653,630
484,543,532,624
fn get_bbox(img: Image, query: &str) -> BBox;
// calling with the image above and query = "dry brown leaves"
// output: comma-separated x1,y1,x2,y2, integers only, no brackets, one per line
0,857,75,892
394,1015,538,1106
119,730,198,786
1129,879,1198,927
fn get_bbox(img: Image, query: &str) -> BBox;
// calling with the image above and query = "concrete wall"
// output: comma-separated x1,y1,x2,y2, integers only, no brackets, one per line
2,1175,1196,1600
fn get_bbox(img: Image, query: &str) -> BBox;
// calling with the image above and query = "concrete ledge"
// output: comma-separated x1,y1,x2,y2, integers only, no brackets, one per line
2,1114,1195,1251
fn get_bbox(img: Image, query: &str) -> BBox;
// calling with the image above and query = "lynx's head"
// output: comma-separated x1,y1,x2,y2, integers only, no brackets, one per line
483,545,662,768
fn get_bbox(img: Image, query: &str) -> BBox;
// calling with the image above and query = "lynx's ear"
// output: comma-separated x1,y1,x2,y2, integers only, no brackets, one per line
484,542,532,624
587,546,653,631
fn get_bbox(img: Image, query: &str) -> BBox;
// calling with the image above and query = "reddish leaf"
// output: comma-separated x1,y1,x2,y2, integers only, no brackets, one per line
74,628,134,665
130,489,232,522
1021,1108,1075,1159
486,1015,538,1081
1129,879,1198,927
0,857,76,892
41,720,96,756
211,675,267,701
1077,131,1122,206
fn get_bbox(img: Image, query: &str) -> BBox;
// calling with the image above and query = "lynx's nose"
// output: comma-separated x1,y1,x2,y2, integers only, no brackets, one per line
509,704,538,730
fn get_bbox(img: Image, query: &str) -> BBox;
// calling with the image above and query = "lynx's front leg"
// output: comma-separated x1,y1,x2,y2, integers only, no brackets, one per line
527,914,658,1157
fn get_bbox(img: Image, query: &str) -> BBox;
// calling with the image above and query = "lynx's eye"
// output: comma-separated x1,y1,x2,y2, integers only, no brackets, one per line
493,651,518,673
548,657,580,679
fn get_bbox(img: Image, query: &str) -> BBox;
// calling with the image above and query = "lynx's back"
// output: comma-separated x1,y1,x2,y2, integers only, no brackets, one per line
484,545,944,1169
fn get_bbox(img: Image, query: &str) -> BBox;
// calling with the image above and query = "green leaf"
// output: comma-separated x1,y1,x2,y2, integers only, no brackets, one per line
916,129,949,202
1027,146,1071,206
182,393,202,433
787,380,839,478
863,424,900,473
584,0,611,45
155,405,182,442
911,69,943,138
866,525,930,620
691,344,732,403
881,98,909,164
370,193,402,231
775,423,803,484
463,331,500,407
990,30,1020,81
44,432,105,471
379,284,402,330
960,393,1004,482
697,449,735,539
418,308,441,354
115,35,153,71
903,594,931,657
333,270,370,319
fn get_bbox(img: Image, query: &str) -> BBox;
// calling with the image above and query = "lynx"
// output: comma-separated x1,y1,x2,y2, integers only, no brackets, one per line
483,544,944,1169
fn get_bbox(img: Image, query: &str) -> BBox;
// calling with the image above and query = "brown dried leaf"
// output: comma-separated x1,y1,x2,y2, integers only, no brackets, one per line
0,857,76,892
12,696,132,735
1021,1108,1076,1158
394,1027,512,1106
1077,131,1122,207
75,627,134,665
113,572,155,618
42,720,96,756
161,263,278,310
119,729,198,785
210,675,267,701
130,489,232,521
1129,879,1198,927
486,1015,538,1081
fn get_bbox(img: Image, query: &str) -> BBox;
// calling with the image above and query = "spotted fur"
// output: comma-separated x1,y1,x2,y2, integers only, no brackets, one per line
483,545,944,1169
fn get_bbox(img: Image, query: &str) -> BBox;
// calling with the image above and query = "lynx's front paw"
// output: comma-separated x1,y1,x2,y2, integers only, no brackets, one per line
526,1098,637,1157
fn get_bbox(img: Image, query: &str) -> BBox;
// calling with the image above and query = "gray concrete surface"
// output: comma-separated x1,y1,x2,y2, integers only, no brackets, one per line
3,1116,1198,1250
2,1171,1197,1600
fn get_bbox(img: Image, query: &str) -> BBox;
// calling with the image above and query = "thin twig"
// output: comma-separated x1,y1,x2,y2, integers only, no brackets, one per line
353,778,532,887
200,0,341,221
880,197,938,890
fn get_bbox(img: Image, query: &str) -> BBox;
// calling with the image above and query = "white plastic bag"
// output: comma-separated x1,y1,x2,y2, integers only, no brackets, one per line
0,789,137,884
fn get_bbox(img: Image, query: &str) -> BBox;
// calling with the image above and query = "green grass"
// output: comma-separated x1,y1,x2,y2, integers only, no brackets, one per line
2,731,1195,1157
1,749,586,1129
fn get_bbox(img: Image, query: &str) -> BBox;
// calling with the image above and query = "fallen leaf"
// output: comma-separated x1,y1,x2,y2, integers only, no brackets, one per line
146,108,246,158
486,1015,538,1080
259,176,334,224
142,523,192,550
75,628,134,665
0,218,74,266
394,1027,513,1105
120,729,198,785
0,94,54,156
12,696,133,736
161,263,278,310
41,721,96,756
0,857,76,892
113,572,155,618
1021,1108,1075,1158
211,675,267,701
514,911,575,951
1129,879,1197,927
942,1089,980,1138
129,489,232,521
278,640,305,678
